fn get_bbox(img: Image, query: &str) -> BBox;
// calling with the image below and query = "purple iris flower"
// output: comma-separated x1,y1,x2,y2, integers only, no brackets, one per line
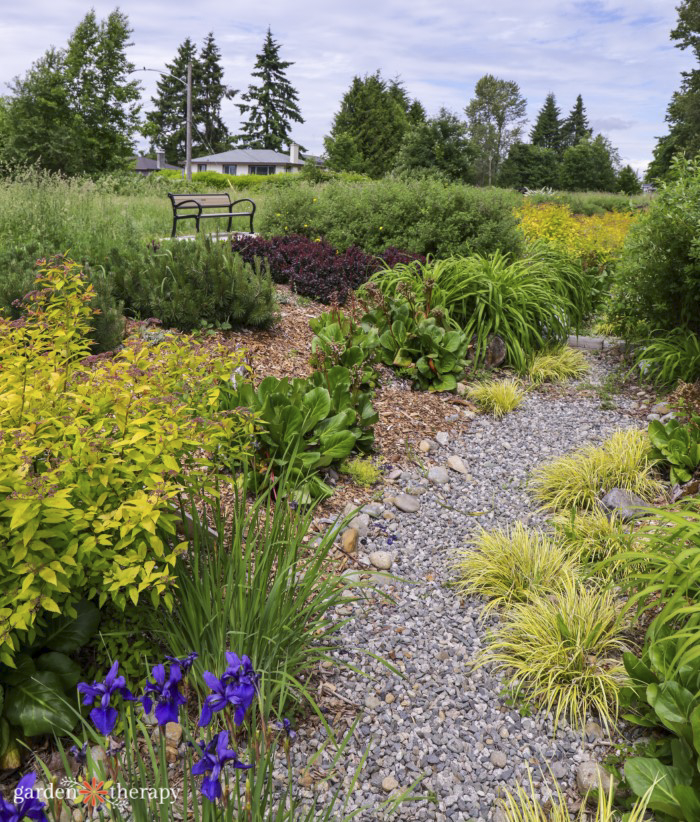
165,652,198,673
0,773,48,821
77,661,135,736
191,731,252,802
69,742,88,766
275,718,297,740
141,662,187,726
198,654,258,728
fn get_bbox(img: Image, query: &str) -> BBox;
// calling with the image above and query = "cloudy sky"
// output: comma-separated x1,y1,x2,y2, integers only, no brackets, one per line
1,0,692,172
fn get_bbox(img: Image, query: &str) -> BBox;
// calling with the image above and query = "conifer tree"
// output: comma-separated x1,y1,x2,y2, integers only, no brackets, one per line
530,93,563,153
195,33,234,155
236,28,303,151
561,94,592,148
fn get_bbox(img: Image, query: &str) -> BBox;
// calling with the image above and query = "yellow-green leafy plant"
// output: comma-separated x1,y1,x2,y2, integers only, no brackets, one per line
454,523,578,614
528,346,589,384
479,575,628,733
339,457,381,487
550,509,641,578
467,378,526,417
530,428,663,511
0,256,254,667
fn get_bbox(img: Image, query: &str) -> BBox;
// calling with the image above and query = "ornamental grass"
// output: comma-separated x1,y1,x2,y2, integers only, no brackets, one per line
527,346,589,384
467,378,526,418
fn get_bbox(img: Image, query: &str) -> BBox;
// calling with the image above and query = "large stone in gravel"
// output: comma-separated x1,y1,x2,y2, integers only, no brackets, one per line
651,401,671,415
349,513,370,537
428,466,449,485
436,431,449,446
490,751,507,769
418,439,433,453
447,455,469,475
368,551,393,570
471,333,506,368
601,488,652,521
362,503,384,518
341,528,359,554
577,760,615,795
394,493,420,513
381,776,399,793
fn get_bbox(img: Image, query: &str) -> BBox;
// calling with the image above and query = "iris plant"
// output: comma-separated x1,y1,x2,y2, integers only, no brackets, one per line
77,661,135,736
191,732,252,802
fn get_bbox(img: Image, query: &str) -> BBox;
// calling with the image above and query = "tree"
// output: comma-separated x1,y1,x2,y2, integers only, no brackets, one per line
498,142,559,189
236,28,303,151
63,9,142,174
144,38,198,165
465,74,527,185
324,71,417,177
530,93,563,153
561,94,592,148
393,108,474,181
558,135,619,191
194,34,234,155
617,164,642,195
648,0,700,179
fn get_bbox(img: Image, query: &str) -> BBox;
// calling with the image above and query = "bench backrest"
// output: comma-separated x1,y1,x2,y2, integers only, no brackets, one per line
169,193,231,209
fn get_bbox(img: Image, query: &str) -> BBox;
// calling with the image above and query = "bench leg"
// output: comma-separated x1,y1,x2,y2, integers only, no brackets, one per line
171,218,177,238
227,215,233,233
249,214,254,234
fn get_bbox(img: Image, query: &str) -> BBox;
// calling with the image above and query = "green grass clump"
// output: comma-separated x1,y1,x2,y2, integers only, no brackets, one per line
467,378,525,417
454,523,577,613
479,575,628,733
528,346,589,384
339,457,381,487
529,428,663,511
550,508,640,578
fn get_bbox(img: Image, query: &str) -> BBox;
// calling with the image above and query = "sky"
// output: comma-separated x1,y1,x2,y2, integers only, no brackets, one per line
1,0,693,173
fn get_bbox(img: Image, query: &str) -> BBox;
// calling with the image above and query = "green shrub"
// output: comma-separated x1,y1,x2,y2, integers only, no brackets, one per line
0,257,252,670
259,178,523,258
479,575,628,733
218,366,378,502
310,307,380,387
454,523,577,613
608,156,700,340
339,457,381,486
111,234,278,331
368,248,589,371
636,328,700,388
530,428,663,511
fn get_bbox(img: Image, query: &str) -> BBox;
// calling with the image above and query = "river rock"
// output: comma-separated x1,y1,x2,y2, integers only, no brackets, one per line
428,466,449,485
348,513,370,537
362,503,384,518
435,431,449,446
394,494,420,513
368,551,393,571
576,760,615,795
447,455,469,475
341,528,359,554
382,775,399,793
600,488,652,521
418,439,433,453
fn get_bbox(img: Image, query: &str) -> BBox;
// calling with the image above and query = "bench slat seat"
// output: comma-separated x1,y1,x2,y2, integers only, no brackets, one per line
168,192,256,237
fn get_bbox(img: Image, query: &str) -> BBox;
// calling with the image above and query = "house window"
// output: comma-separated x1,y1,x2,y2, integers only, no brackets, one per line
249,165,277,176
197,164,207,172
223,164,237,175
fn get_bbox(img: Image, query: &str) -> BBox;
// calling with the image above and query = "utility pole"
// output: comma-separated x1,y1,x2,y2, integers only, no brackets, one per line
185,61,193,183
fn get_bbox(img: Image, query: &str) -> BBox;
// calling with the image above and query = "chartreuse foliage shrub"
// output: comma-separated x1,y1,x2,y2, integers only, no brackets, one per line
218,366,378,502
454,523,577,614
0,257,253,674
259,178,523,258
479,575,628,733
367,248,589,371
530,428,663,511
467,379,525,417
110,234,278,331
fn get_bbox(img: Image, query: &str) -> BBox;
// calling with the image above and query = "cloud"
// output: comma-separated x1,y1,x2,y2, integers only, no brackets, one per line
0,0,694,171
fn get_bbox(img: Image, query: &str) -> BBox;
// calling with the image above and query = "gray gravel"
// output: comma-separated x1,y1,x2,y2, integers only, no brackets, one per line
292,355,648,821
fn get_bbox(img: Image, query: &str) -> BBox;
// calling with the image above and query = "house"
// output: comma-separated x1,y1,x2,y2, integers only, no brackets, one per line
132,152,183,175
191,143,306,175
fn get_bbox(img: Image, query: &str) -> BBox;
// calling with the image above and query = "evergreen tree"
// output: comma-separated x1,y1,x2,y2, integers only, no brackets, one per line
561,94,592,148
617,164,642,195
498,142,559,189
195,33,234,155
63,9,141,174
465,74,527,185
144,39,197,165
648,0,700,180
530,93,563,153
394,108,474,181
324,71,412,177
236,28,303,151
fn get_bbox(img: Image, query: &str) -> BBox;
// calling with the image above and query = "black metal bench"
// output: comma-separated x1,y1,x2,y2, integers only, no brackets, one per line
168,193,256,238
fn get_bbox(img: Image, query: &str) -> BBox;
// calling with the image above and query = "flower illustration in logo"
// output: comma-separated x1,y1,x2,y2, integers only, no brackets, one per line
78,777,109,807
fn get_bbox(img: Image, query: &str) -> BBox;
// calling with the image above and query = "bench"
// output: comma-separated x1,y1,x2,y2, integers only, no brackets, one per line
168,193,256,238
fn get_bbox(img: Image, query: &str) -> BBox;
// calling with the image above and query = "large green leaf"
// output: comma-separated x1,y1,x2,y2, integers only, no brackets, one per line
319,431,356,462
0,718,9,757
625,757,688,817
301,387,331,433
35,653,81,690
42,600,101,654
0,654,37,686
649,681,695,734
673,785,700,819
393,348,414,368
4,672,76,737
623,650,658,685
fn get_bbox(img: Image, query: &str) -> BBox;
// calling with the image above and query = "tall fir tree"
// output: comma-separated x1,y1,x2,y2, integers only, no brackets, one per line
236,28,303,151
195,33,234,155
530,93,563,153
561,94,592,148
324,71,416,177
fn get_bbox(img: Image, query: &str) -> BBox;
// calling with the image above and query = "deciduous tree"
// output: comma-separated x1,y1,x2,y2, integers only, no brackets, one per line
394,108,474,181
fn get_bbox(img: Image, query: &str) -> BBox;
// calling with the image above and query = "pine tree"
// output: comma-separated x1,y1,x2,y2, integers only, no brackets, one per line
236,28,303,152
195,33,234,155
561,95,592,148
324,71,411,177
530,93,562,153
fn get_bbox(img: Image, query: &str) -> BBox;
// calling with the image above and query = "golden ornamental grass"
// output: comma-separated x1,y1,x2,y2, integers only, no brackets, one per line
467,378,525,418
528,346,589,384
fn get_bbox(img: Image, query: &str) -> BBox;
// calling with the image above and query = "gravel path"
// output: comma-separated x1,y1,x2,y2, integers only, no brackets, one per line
293,355,645,821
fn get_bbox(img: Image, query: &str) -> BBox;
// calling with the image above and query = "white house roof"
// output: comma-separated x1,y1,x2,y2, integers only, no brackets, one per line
191,148,303,165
